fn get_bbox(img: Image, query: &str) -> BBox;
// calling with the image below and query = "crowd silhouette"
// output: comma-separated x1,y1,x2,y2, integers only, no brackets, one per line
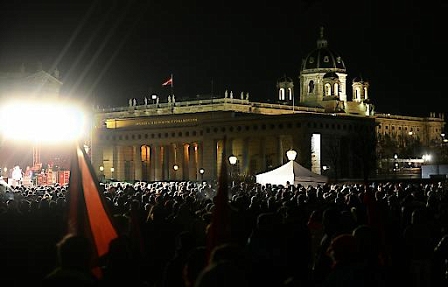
0,179,447,286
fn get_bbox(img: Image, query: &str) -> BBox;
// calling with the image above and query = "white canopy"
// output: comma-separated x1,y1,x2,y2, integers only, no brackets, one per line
256,160,328,187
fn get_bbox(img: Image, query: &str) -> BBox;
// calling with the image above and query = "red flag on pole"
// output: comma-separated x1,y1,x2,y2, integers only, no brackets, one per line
162,74,173,87
67,144,118,278
206,137,231,263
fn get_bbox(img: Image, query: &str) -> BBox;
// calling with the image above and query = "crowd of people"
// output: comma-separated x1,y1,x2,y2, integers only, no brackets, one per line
0,178,447,286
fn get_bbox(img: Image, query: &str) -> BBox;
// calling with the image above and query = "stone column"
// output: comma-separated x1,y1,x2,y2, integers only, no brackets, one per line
133,145,142,181
162,144,169,181
91,144,104,180
153,144,162,181
187,143,196,181
260,137,266,171
241,137,249,175
203,138,217,179
175,142,184,181
116,146,124,181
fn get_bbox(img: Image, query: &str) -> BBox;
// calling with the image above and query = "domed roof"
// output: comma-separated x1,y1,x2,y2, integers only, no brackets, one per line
277,74,293,83
276,74,294,88
301,27,346,72
352,76,367,83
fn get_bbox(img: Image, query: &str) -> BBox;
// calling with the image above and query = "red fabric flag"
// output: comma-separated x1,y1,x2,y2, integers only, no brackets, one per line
206,139,231,263
162,75,173,87
67,144,118,278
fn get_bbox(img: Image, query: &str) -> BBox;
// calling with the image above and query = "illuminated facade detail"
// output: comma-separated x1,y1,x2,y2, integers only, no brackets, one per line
311,134,321,174
277,75,294,103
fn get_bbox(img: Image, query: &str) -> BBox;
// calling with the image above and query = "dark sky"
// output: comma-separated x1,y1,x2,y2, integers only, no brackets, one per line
0,0,445,117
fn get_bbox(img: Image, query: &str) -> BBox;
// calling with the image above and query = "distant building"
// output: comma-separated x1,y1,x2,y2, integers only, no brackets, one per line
90,27,445,183
0,64,62,99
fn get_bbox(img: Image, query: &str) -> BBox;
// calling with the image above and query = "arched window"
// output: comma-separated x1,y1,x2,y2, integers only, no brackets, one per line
355,88,361,100
334,83,339,96
279,88,286,100
308,80,314,93
325,83,331,96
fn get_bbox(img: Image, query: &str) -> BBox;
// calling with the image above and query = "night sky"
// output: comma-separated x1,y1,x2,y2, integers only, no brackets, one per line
0,0,445,117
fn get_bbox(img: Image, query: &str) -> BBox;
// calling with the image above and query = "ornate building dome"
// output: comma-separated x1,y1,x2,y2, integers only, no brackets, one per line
301,27,346,72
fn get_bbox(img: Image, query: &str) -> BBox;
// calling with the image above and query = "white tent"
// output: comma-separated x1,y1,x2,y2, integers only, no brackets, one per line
256,160,328,187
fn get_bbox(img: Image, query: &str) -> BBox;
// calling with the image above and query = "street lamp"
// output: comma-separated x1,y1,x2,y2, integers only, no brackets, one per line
173,164,179,180
110,167,115,180
393,153,399,172
99,166,104,182
228,155,237,185
228,155,237,165
199,167,205,181
286,149,297,161
151,94,158,104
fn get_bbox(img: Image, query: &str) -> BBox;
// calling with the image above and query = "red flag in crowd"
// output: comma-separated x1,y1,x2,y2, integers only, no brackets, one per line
162,74,173,87
206,138,232,263
67,144,118,278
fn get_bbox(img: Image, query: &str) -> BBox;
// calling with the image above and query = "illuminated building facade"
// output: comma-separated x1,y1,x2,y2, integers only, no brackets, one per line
91,28,445,182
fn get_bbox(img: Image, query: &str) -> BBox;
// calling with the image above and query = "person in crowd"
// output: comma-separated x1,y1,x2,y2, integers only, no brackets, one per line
41,234,99,287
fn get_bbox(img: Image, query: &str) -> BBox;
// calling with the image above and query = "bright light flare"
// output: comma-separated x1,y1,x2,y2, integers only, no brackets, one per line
0,100,87,143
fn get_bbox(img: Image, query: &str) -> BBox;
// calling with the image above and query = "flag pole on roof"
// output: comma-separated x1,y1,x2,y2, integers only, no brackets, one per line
162,74,174,102
162,74,173,87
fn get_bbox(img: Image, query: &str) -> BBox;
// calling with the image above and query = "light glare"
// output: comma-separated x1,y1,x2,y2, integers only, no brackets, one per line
0,100,86,143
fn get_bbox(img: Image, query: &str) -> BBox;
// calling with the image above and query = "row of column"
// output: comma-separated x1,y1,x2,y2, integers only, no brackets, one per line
144,142,204,182
95,133,305,182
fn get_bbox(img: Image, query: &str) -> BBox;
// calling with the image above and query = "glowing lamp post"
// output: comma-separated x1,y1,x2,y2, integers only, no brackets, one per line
110,167,115,180
393,153,399,172
199,167,205,181
228,155,237,185
151,94,158,105
99,166,104,182
173,164,179,180
286,149,297,161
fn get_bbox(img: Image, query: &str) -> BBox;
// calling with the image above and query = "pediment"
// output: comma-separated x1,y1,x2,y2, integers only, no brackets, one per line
24,70,62,86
